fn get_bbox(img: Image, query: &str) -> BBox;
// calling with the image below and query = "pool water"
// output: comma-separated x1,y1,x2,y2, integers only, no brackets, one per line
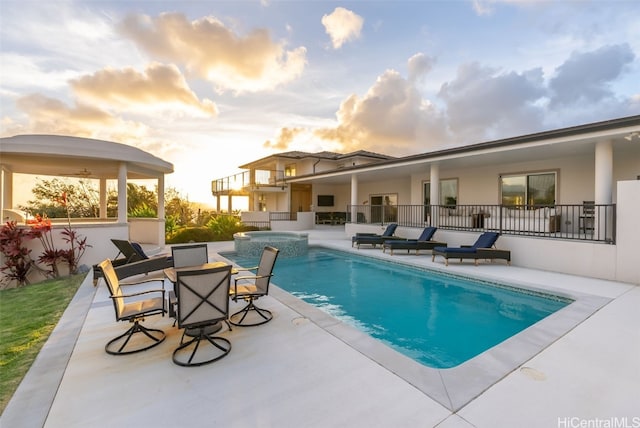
222,247,571,368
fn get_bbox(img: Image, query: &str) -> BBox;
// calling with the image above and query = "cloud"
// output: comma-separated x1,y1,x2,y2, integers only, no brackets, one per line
315,66,448,154
70,63,218,117
11,93,149,140
471,0,539,16
439,62,547,142
263,127,305,150
118,12,307,92
548,44,635,108
408,53,435,83
321,7,364,49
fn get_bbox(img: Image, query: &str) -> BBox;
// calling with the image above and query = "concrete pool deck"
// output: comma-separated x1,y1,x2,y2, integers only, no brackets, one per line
2,227,639,427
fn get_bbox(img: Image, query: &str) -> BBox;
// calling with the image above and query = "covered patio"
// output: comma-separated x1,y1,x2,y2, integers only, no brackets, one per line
0,135,174,272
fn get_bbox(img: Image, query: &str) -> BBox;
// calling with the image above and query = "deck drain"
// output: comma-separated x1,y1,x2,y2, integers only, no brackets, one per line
292,317,309,326
520,366,546,381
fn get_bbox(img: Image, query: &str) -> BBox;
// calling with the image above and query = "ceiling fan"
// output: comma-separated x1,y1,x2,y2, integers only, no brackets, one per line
64,168,92,178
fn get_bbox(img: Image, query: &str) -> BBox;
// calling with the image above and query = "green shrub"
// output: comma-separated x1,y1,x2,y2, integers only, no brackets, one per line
206,215,243,241
166,227,217,244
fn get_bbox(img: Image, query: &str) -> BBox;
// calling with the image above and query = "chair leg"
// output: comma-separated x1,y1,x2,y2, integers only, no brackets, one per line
172,328,231,367
105,320,166,355
230,299,273,327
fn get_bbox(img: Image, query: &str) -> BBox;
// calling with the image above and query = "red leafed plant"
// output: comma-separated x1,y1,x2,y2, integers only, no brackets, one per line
1,192,91,286
27,214,65,278
0,221,37,287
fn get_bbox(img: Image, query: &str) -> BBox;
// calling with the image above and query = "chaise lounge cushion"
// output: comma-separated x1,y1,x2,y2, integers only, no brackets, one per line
382,227,447,255
432,232,510,266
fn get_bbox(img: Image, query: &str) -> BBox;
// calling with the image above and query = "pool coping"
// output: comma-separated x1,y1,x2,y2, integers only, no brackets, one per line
221,245,611,412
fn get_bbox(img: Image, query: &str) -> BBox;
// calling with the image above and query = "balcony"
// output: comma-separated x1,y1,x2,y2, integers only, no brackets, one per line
211,169,286,195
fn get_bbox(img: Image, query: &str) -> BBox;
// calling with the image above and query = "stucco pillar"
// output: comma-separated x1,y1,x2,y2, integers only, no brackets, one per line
594,140,613,240
351,174,358,223
99,178,107,219
430,163,440,226
594,140,613,204
157,174,165,221
1,167,12,218
117,162,127,224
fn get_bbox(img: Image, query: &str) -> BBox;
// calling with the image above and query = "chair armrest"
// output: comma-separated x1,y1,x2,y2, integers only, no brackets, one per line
118,278,166,289
111,288,165,299
234,274,272,283
235,265,259,272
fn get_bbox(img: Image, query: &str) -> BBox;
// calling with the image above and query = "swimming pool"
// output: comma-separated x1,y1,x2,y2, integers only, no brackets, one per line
222,247,571,369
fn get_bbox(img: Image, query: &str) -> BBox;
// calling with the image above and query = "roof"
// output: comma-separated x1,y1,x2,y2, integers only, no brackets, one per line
239,149,394,169
0,134,174,179
287,115,640,184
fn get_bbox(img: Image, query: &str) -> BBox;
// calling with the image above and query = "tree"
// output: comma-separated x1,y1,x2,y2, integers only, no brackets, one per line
20,178,196,225
22,178,99,218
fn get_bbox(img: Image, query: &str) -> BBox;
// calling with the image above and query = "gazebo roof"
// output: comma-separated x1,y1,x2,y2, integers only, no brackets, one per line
0,134,174,179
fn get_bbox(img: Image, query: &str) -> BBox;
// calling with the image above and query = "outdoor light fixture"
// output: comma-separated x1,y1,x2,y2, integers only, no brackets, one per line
624,131,640,141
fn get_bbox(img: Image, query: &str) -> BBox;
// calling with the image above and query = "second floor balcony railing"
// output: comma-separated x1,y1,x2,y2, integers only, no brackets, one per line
347,204,616,243
212,170,286,194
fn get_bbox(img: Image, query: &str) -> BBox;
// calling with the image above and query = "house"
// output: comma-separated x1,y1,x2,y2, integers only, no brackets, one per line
212,115,640,284
212,150,394,214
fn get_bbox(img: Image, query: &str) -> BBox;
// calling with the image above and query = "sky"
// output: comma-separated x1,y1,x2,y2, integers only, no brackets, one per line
1,0,639,206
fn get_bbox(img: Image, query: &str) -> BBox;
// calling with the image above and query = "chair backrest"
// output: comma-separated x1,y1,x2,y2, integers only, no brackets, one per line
382,223,398,237
172,244,208,268
97,259,125,320
111,239,147,263
417,227,437,241
582,201,595,215
254,246,280,295
175,265,232,329
472,232,499,249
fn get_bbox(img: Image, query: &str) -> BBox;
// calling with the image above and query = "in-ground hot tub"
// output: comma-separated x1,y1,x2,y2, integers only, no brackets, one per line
233,231,309,258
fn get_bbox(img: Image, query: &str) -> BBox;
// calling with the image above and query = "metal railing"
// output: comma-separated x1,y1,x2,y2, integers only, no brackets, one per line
212,169,286,194
347,204,616,243
270,211,297,221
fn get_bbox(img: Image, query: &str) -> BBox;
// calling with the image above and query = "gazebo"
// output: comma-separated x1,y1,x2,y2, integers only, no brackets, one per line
0,135,174,267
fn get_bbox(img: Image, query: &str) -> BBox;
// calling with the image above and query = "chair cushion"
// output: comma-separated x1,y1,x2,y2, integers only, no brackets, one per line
472,232,499,249
130,242,149,259
233,284,259,295
439,247,477,254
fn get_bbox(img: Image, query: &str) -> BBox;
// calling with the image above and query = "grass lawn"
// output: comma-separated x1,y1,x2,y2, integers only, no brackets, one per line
0,274,85,414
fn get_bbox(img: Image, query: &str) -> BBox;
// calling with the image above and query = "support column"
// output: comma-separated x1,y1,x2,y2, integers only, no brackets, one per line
99,178,107,219
117,163,127,224
1,167,12,221
157,174,165,221
594,140,613,240
351,174,358,223
595,140,613,204
157,174,166,246
430,164,440,226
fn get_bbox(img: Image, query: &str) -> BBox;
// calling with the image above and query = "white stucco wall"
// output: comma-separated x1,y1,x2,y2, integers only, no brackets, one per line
615,180,640,284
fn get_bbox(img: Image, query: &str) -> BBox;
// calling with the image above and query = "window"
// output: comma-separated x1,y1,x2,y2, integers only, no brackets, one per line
500,172,556,207
370,193,397,223
284,164,296,177
423,179,458,207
